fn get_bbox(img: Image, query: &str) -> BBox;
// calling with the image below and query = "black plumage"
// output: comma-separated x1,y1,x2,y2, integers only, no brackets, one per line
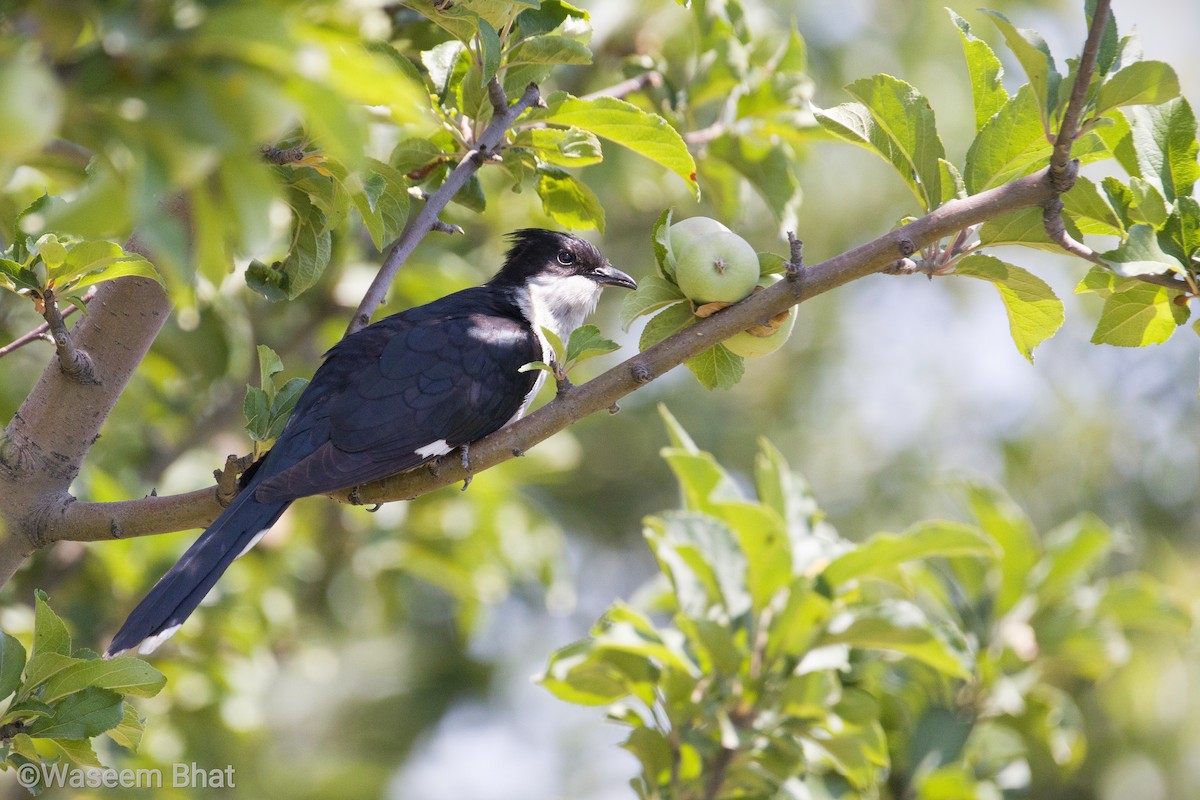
106,229,635,656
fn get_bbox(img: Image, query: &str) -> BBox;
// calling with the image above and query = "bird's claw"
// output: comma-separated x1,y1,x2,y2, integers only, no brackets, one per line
460,443,473,491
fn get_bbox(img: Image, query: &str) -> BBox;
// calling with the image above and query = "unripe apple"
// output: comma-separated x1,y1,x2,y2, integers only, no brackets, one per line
672,228,759,304
723,275,797,358
667,216,730,264
0,57,64,162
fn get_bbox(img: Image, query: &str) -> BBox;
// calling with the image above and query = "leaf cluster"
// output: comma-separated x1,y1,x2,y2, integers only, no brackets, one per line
0,592,165,795
541,408,1189,798
815,6,1199,358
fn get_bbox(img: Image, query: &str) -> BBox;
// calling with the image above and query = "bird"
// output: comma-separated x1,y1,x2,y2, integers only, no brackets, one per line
106,229,636,657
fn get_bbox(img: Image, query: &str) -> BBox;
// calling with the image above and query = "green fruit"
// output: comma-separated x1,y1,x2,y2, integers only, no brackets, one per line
0,57,64,162
668,216,730,265
673,229,759,304
724,275,797,358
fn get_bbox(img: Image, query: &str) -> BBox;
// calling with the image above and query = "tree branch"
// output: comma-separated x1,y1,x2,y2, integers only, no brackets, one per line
345,80,542,336
27,167,1057,545
39,288,97,384
1039,0,1188,292
582,71,662,101
0,276,171,579
0,287,96,360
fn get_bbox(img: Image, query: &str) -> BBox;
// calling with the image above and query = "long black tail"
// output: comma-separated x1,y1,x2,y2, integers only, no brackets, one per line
106,482,289,657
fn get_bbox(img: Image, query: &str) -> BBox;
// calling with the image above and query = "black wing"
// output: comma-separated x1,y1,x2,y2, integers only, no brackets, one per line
254,288,540,503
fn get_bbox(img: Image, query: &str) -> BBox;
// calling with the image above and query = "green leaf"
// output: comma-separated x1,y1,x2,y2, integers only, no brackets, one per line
565,324,619,365
1162,196,1200,265
964,85,1050,194
949,10,1008,131
651,208,674,280
1035,514,1112,603
535,167,605,232
518,360,555,375
266,378,309,441
105,703,145,751
707,134,802,229
515,127,603,167
529,93,698,196
256,344,284,396
1090,280,1188,346
40,657,166,705
0,258,42,294
32,591,70,659
982,10,1060,133
645,512,751,618
0,633,26,701
819,601,971,679
25,688,124,740
1100,223,1184,277
540,325,565,362
45,738,103,768
978,206,1083,253
816,74,945,210
539,639,656,706
1129,177,1169,228
243,386,271,441
63,255,161,295
685,344,745,390
351,159,410,250
706,501,790,612
506,34,592,67
476,19,501,83
1095,61,1180,115
965,484,1038,616
20,653,80,696
639,302,694,351
34,234,67,270
620,275,686,331
1098,573,1191,635
402,0,479,41
823,521,995,587
1126,98,1200,202
0,699,53,726
953,254,1065,361
1063,176,1124,236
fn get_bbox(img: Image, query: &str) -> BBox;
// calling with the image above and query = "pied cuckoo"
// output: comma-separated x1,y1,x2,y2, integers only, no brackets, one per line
107,229,635,656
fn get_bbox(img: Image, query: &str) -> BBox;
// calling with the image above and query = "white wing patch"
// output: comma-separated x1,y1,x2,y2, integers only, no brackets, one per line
415,439,453,458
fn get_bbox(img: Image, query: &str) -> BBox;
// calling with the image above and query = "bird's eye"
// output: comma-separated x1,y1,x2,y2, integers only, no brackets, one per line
557,250,576,266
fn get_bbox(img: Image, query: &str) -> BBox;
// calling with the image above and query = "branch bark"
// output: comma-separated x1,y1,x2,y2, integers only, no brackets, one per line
1038,0,1186,291
345,79,542,336
0,276,170,581
2,166,1057,551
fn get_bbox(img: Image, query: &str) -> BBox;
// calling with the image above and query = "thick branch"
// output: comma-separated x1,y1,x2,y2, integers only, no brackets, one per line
338,168,1058,506
0,276,171,572
33,168,1057,544
345,80,542,335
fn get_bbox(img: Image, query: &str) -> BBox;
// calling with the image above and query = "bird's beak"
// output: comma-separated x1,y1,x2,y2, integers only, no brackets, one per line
591,263,637,290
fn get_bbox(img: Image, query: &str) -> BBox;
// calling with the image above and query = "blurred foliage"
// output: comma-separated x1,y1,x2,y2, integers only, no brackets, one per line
543,409,1189,798
0,0,1197,798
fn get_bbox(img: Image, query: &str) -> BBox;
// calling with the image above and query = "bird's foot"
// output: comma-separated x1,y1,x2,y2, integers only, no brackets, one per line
460,443,473,491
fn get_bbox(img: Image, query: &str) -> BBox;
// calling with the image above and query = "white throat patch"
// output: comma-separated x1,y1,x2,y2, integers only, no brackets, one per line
515,274,604,359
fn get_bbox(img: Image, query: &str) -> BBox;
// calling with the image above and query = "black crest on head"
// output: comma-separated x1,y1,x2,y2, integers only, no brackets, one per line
491,229,606,286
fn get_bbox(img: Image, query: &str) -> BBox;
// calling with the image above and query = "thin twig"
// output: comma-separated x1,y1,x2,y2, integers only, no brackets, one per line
40,288,97,384
582,71,663,101
345,80,542,336
1049,0,1110,192
0,287,97,360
